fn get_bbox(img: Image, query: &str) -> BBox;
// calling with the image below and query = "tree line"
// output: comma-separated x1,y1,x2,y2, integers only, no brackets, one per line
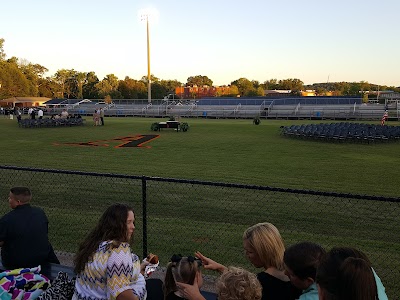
1,38,399,100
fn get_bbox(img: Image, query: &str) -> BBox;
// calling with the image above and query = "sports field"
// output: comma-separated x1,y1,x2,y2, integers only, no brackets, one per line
1,116,399,197
0,116,399,298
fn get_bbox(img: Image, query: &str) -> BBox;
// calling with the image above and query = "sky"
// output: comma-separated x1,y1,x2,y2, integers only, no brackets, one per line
1,0,399,87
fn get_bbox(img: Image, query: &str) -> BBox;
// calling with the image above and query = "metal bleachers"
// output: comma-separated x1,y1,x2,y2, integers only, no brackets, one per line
41,97,397,121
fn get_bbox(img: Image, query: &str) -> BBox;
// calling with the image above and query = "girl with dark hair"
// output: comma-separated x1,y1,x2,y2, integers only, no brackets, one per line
72,203,146,300
316,247,387,300
163,255,203,300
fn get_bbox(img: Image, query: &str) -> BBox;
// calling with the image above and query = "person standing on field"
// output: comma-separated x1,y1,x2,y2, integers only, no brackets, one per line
100,108,105,126
38,108,44,119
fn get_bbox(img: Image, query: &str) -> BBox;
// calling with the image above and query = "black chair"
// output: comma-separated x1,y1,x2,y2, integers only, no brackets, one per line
146,278,164,300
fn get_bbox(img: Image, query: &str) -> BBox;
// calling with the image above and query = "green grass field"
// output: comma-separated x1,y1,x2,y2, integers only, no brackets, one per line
0,116,399,298
1,116,400,196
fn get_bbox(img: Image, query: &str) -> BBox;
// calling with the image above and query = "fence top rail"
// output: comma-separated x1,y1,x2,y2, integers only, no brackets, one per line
1,165,399,203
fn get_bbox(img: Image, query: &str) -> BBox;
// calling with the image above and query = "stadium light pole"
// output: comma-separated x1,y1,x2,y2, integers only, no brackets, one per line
140,11,152,103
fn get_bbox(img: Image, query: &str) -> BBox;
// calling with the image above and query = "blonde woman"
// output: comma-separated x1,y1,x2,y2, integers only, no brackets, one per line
190,223,300,300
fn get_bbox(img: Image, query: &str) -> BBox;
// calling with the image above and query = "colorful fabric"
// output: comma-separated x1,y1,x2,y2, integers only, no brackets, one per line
0,266,49,300
72,241,146,300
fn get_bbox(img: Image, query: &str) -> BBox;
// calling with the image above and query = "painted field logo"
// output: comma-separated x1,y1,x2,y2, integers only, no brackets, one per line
54,135,159,148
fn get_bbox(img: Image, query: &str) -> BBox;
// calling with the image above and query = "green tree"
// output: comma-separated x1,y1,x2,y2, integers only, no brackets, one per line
75,72,87,99
160,79,182,95
104,94,112,103
140,74,159,84
95,74,120,98
230,78,254,96
251,80,260,89
37,77,59,98
83,72,100,99
362,92,369,103
262,79,279,90
118,77,146,99
187,75,213,87
54,69,75,98
278,78,304,92
151,82,168,99
229,85,240,97
0,60,32,98
19,59,49,96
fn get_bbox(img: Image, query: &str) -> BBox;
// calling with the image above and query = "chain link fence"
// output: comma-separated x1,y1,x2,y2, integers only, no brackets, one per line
0,165,398,298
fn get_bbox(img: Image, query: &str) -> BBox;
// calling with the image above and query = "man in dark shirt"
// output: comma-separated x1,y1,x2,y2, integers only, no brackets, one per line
0,187,59,277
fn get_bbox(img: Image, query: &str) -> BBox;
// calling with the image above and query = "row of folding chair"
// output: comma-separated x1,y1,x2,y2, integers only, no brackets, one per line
18,118,84,128
281,123,400,143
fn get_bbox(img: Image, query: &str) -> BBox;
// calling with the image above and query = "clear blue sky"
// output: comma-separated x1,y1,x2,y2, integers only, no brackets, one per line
1,0,399,87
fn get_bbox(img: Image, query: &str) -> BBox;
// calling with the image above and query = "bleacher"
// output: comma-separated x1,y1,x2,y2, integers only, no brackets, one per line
39,97,397,121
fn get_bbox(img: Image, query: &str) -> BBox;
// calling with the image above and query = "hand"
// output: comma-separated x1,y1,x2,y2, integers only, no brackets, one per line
176,281,205,300
195,251,227,273
140,260,150,275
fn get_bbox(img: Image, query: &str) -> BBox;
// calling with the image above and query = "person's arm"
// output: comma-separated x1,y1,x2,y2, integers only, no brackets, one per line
140,260,149,275
47,243,60,264
0,218,6,248
195,251,227,273
107,244,146,300
107,244,138,299
130,254,147,299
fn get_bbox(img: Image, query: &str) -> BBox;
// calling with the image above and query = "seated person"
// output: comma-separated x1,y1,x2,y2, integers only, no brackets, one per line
176,265,262,300
0,187,60,277
316,247,387,300
72,203,146,300
283,242,326,300
60,109,69,119
216,266,262,300
193,223,301,300
164,255,203,300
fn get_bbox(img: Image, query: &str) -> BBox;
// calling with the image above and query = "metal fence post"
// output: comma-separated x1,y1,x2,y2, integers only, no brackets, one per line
142,176,148,259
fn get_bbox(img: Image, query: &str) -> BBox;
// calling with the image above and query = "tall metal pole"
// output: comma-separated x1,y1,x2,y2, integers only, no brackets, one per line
146,17,151,103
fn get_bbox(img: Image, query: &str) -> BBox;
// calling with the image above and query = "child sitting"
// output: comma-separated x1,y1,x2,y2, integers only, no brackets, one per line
163,254,203,300
216,266,262,300
283,242,326,300
176,265,262,300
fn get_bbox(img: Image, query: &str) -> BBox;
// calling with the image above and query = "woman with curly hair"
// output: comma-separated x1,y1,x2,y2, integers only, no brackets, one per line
72,203,146,300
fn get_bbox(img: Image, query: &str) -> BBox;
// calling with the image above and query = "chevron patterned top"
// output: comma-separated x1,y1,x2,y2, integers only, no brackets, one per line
72,241,147,300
